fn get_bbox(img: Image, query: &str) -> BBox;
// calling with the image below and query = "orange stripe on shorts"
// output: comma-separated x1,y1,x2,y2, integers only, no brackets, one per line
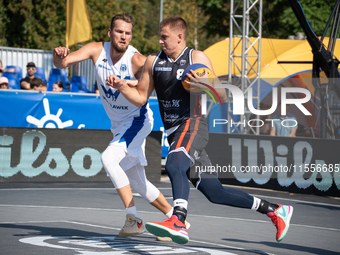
186,117,201,152
175,119,190,150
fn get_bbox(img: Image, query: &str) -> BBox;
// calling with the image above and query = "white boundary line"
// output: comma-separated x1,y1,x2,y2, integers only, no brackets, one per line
0,204,125,212
0,203,339,232
1,187,339,208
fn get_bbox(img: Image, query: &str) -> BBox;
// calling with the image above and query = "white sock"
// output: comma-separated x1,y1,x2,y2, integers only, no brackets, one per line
165,208,174,218
173,199,188,210
251,196,261,210
126,206,139,218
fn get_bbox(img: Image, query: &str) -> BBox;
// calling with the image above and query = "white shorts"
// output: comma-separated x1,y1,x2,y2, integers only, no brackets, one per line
109,115,153,171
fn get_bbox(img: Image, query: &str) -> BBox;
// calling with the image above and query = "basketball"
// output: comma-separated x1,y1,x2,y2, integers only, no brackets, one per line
181,63,214,94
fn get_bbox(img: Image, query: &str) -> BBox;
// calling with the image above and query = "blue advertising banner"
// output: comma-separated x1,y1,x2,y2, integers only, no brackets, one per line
1,91,108,129
0,90,169,157
0,90,164,130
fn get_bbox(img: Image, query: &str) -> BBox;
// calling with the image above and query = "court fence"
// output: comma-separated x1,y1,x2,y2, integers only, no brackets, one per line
0,46,96,90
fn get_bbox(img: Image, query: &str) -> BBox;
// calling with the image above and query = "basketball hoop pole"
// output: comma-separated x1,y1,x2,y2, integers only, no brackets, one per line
160,0,163,22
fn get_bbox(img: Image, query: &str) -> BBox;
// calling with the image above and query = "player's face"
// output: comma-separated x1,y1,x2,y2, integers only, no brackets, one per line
159,25,180,57
108,20,133,53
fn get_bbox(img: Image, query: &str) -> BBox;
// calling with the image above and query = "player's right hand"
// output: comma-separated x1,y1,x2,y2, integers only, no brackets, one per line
53,46,69,59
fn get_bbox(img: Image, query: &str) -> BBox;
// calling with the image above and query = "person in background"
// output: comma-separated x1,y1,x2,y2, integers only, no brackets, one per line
249,103,272,135
270,104,297,137
0,59,15,77
30,77,47,92
20,62,37,90
53,81,64,92
0,77,10,89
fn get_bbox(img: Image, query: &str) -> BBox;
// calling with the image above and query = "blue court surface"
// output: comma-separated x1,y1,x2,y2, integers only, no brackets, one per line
0,179,339,255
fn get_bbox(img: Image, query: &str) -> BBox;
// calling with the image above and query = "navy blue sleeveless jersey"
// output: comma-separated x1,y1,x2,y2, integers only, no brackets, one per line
152,47,202,130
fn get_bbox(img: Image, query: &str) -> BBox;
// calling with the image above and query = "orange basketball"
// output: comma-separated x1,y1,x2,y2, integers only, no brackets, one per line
181,63,214,94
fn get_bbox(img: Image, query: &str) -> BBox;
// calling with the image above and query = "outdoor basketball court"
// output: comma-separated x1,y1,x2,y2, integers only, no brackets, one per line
0,179,339,255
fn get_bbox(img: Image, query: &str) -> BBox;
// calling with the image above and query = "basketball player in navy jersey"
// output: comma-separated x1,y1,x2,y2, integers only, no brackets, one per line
107,16,293,244
53,13,178,238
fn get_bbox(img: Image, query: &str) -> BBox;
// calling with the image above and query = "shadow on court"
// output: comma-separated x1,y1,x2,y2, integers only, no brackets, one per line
222,238,339,255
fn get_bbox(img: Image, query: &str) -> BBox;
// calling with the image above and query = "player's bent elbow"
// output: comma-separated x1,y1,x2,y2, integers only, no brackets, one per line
135,99,148,108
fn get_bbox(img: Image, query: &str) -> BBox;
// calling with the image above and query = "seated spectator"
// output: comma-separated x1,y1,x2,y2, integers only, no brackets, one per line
30,77,47,92
52,81,64,92
20,62,36,90
0,59,15,77
249,103,272,135
270,104,297,137
0,77,9,89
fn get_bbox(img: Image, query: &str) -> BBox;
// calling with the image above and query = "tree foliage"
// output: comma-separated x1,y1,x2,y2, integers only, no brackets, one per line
271,0,339,38
0,0,65,49
0,0,338,55
199,0,339,39
198,0,230,38
85,0,159,55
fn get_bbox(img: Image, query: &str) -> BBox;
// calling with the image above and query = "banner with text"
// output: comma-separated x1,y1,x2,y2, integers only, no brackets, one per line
0,128,162,183
204,133,340,196
0,91,169,157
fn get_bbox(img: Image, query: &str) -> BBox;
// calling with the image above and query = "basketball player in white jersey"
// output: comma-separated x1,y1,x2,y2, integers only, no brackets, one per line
53,13,175,238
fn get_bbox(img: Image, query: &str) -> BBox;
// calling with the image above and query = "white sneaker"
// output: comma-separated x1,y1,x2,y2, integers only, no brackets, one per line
119,214,145,237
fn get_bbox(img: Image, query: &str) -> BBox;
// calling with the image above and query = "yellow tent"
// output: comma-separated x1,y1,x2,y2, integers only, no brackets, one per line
204,37,340,132
204,37,339,83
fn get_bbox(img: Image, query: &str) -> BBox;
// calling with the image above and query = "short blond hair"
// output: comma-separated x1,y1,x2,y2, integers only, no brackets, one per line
110,13,134,30
160,16,187,39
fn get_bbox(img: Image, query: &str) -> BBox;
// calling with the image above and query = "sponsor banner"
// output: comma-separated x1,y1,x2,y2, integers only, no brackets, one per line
204,133,340,196
0,128,162,184
0,90,169,157
0,91,110,129
0,91,163,130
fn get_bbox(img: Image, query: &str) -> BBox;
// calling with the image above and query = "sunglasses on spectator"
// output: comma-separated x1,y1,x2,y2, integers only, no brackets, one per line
27,67,35,70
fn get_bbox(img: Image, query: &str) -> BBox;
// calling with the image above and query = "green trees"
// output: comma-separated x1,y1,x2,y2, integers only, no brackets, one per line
0,0,65,49
0,0,338,55
271,0,339,39
199,0,338,39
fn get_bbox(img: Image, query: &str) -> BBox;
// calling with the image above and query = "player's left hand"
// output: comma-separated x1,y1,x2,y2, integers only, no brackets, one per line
106,75,122,89
106,75,138,90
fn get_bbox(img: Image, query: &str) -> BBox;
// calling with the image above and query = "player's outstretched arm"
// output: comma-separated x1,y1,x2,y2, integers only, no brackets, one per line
53,42,103,69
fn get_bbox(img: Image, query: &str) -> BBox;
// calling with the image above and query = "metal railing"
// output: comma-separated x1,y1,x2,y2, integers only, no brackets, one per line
0,46,96,90
0,46,55,80
0,46,159,95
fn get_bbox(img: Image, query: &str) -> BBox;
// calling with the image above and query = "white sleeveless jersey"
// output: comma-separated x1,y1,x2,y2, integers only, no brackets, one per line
95,42,153,133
